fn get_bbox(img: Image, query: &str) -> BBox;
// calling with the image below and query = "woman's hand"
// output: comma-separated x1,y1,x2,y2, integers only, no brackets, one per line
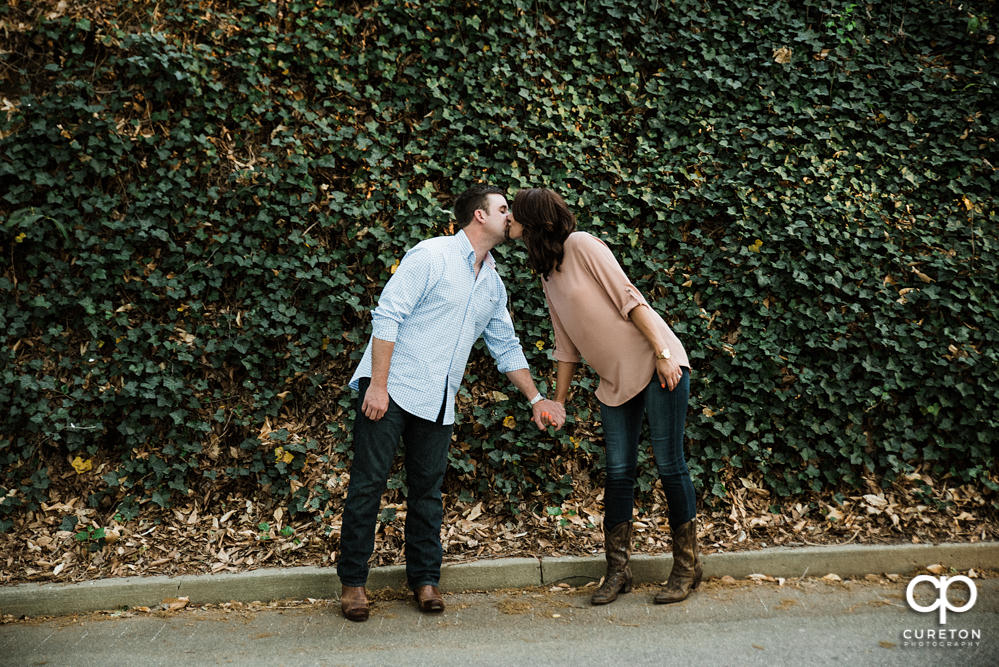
533,398,566,430
656,357,684,392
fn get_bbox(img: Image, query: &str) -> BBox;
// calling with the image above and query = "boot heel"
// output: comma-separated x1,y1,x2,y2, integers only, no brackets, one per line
622,580,632,594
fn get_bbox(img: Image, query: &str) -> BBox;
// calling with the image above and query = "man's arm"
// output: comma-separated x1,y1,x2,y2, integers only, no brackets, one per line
361,244,440,421
362,337,394,421
505,368,566,430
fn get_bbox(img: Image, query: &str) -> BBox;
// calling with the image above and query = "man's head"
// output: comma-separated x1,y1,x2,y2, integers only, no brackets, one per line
453,185,507,228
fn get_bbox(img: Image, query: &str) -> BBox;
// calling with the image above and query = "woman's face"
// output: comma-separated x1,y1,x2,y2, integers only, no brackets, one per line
505,212,524,241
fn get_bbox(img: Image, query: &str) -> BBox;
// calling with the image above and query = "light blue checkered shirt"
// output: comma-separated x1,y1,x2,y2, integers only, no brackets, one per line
349,229,529,425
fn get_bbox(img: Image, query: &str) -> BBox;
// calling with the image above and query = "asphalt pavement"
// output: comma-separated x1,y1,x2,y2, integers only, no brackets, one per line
2,577,997,666
1,541,997,665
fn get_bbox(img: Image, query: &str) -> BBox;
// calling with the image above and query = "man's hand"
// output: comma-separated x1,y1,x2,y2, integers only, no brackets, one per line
656,357,684,392
532,398,566,430
361,384,390,421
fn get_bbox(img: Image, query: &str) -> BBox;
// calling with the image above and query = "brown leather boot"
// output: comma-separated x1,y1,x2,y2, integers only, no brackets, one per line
340,585,370,621
590,521,633,605
413,584,445,613
654,519,702,604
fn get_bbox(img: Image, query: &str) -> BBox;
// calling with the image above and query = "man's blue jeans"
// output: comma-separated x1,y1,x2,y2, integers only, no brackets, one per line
598,369,696,529
337,378,453,590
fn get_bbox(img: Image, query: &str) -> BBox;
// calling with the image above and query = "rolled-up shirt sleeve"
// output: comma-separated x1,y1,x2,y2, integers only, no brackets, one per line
578,235,647,320
482,294,529,373
370,244,440,342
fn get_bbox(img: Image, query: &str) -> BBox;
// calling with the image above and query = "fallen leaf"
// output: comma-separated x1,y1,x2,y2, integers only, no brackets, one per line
879,641,896,649
926,563,945,575
822,573,842,582
773,46,792,64
70,457,93,474
160,597,189,611
863,494,887,508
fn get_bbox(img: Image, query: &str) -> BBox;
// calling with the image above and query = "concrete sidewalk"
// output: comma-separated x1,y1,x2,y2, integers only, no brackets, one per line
2,541,996,618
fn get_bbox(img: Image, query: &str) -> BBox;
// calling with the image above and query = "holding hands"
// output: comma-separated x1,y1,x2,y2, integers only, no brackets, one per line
532,398,566,430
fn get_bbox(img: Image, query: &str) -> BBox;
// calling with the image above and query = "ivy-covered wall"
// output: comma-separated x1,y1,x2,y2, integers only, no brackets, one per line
2,0,996,527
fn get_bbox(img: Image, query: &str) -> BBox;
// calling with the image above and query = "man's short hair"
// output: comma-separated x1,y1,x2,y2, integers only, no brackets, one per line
453,185,505,227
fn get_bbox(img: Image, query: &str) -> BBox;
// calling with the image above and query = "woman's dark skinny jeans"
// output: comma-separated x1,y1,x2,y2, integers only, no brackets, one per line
599,369,696,529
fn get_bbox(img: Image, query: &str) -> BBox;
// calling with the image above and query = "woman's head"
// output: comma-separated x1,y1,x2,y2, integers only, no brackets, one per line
510,188,577,279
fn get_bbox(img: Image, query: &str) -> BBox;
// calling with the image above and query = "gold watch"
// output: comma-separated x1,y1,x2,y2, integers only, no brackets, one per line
655,347,671,361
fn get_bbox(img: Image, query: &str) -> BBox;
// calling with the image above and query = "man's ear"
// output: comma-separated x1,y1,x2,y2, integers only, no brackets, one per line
472,208,487,224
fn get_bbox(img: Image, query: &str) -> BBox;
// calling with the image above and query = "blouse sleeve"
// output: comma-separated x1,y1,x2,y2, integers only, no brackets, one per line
577,234,648,320
543,282,581,363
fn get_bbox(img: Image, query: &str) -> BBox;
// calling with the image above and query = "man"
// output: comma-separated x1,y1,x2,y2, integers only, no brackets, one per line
338,185,566,622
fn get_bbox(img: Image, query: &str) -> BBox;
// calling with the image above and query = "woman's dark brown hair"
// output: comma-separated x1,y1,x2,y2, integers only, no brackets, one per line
511,188,577,279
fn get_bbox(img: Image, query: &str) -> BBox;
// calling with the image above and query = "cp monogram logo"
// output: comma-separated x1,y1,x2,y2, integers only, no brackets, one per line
905,575,978,624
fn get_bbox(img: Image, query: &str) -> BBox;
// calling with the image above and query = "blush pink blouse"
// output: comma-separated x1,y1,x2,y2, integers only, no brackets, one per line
542,231,690,407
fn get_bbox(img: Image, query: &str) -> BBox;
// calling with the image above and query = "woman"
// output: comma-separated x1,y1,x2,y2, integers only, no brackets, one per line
508,188,699,605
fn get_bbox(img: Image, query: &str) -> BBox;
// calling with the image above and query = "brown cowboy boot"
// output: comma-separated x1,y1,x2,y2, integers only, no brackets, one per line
413,584,445,613
340,585,370,621
654,518,702,604
590,521,633,605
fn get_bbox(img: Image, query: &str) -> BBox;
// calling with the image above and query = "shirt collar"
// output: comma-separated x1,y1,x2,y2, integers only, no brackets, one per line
456,228,496,272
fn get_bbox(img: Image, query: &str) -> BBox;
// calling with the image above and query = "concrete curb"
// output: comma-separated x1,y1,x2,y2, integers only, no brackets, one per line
2,542,996,618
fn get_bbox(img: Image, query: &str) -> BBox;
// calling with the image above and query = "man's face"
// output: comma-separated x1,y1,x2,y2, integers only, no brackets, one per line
482,193,511,240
